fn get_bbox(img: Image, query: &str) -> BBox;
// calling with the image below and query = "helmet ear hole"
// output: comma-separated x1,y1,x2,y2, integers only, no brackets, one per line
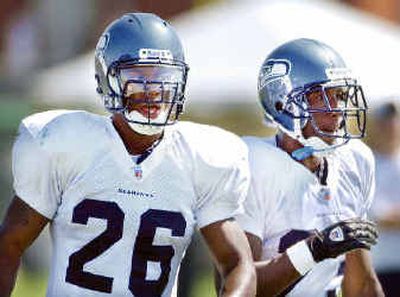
339,119,345,129
95,74,103,94
275,101,284,112
177,104,183,114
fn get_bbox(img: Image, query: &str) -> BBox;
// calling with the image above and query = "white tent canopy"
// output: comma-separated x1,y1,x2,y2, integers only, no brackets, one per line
31,0,400,109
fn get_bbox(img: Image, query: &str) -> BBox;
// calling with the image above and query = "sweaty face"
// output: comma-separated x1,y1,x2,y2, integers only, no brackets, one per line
302,85,366,144
119,64,185,125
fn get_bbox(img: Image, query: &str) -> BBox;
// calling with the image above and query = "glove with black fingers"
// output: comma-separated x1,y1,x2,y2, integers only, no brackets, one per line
306,218,378,263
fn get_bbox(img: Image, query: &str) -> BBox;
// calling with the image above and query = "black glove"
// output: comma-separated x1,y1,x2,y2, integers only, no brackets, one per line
306,218,378,262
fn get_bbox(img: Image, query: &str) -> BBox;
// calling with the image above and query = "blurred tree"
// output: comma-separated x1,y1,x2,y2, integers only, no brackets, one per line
136,0,193,19
0,0,25,50
193,0,222,8
341,0,400,24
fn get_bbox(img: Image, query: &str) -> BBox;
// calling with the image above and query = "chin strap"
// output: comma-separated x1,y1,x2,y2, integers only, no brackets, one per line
291,146,315,161
277,127,348,161
291,136,339,161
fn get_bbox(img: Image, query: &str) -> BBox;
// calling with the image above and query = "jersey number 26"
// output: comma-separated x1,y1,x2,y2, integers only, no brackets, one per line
65,199,186,296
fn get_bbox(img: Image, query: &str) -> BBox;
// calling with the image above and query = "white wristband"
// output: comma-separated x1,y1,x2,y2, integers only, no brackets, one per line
286,240,317,275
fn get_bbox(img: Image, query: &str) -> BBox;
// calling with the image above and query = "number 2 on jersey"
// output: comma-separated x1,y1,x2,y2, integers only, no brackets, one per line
65,199,186,295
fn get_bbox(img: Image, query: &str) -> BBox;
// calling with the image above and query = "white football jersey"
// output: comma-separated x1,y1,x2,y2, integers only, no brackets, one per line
236,136,375,297
12,110,249,297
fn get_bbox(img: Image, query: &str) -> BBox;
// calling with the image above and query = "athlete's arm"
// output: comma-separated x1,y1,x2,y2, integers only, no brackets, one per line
342,249,384,297
201,218,256,297
0,196,50,297
246,219,379,297
246,232,301,297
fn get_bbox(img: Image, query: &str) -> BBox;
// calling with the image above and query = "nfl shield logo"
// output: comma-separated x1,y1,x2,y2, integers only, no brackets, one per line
134,165,143,179
329,226,345,242
319,187,332,201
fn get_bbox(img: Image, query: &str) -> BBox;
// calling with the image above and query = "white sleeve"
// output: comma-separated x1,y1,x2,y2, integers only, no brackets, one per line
12,123,61,219
363,155,376,219
235,181,264,240
195,150,250,229
359,145,376,219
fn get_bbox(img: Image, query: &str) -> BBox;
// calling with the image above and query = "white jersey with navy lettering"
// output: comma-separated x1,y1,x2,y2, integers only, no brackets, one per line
236,136,375,297
12,110,249,297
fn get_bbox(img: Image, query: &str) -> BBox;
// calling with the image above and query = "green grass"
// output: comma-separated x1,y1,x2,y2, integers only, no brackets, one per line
191,272,217,297
11,269,48,297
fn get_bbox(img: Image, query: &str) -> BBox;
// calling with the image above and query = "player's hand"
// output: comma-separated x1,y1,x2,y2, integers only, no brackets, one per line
306,218,378,262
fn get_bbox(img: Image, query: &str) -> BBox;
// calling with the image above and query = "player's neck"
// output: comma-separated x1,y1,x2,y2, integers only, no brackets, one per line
277,133,322,173
112,113,163,155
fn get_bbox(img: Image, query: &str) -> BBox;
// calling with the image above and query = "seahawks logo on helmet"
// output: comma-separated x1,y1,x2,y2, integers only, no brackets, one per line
259,59,291,90
96,34,109,52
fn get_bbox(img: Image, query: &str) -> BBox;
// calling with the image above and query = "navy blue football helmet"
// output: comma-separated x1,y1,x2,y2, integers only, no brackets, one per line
95,13,189,135
258,38,367,157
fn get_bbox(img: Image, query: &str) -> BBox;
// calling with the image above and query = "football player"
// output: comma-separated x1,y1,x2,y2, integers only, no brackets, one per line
236,39,384,296
0,13,256,296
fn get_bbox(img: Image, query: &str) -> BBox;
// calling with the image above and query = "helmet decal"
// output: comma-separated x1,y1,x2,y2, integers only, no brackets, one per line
138,48,174,62
325,68,352,80
96,34,109,52
259,59,291,90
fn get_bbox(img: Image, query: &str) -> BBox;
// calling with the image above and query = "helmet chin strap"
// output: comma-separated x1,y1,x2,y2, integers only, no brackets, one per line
285,116,348,161
291,136,335,161
277,127,337,161
124,110,166,136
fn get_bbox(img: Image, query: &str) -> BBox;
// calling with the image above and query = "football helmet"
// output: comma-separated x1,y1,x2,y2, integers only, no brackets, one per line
258,38,367,159
95,13,189,135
